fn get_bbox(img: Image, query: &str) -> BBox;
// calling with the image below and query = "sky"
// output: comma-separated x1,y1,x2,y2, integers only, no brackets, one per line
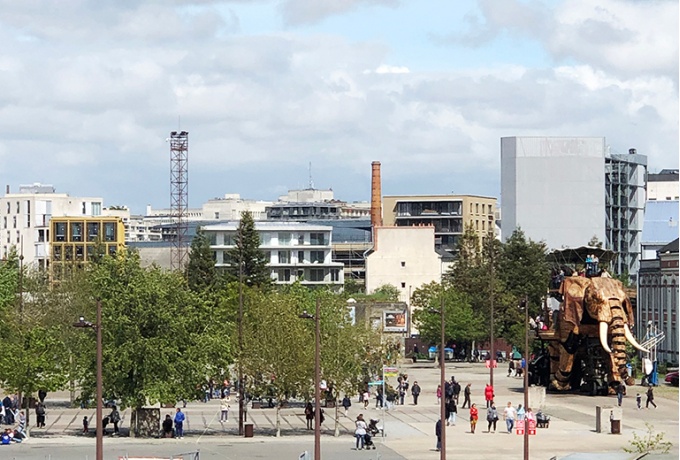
0,0,677,214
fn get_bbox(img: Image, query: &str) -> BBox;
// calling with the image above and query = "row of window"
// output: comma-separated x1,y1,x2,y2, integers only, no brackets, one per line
209,231,329,246
52,244,118,261
470,202,494,215
2,201,102,216
213,249,328,265
53,222,117,243
273,268,341,283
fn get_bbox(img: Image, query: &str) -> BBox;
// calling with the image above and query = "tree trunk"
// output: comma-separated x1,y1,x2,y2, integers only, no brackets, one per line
333,393,340,437
275,403,281,437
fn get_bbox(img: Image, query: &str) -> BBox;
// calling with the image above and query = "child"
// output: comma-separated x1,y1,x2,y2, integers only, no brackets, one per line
83,416,89,434
636,393,642,410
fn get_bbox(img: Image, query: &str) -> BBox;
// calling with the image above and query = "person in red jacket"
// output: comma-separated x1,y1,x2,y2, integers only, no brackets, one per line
469,403,479,434
484,384,494,408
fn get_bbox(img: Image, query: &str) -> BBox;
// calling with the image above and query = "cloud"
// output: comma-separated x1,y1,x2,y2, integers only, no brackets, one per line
279,0,400,25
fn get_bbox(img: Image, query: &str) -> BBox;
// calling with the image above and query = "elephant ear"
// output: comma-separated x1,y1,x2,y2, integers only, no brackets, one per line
560,277,589,329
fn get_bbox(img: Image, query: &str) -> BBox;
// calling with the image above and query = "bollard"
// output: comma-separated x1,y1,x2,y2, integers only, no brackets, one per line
244,423,254,438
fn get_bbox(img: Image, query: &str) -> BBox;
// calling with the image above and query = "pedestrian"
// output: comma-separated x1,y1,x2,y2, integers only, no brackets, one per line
35,402,46,428
220,395,230,422
469,403,478,434
517,404,525,420
462,384,471,409
38,389,47,404
375,388,383,409
435,418,442,452
411,381,421,405
412,344,419,363
362,389,370,409
616,382,625,407
16,411,25,435
304,402,314,430
0,402,4,425
452,377,461,404
436,385,442,405
646,386,657,409
109,406,121,436
446,397,457,426
484,384,494,408
398,382,406,406
174,407,186,439
354,414,367,450
503,402,516,433
486,403,498,433
162,414,174,438
636,393,642,410
341,395,352,416
507,360,515,377
525,407,536,422
83,416,89,434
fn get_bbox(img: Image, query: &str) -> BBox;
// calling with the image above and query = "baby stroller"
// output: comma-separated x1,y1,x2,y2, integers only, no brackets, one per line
363,418,382,449
536,410,550,428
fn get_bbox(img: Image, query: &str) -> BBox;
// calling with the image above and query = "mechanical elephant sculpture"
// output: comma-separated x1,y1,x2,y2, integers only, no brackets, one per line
549,276,647,394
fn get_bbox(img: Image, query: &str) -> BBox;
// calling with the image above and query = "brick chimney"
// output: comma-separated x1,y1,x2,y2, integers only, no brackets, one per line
371,161,383,229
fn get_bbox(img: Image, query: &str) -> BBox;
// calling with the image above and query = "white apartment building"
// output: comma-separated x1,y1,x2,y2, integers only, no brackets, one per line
647,169,679,201
146,194,272,222
0,183,104,269
203,222,344,287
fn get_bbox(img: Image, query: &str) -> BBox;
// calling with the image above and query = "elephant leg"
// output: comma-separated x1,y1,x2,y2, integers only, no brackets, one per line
551,344,574,391
548,342,561,376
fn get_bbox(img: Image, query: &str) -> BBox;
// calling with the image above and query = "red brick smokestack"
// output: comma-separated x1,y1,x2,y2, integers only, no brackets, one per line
371,161,383,228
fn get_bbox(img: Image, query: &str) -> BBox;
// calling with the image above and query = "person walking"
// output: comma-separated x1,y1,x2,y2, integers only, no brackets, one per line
354,414,367,450
452,377,461,404
517,404,525,421
109,406,121,436
616,382,625,407
486,403,498,433
362,389,370,409
646,386,657,409
174,407,186,439
411,381,421,405
342,395,352,416
304,402,314,430
507,360,515,377
435,418,442,452
469,403,478,434
462,384,472,409
636,393,642,410
484,384,494,408
35,402,46,428
82,416,89,434
503,402,516,433
446,397,457,426
436,385,442,405
220,395,230,422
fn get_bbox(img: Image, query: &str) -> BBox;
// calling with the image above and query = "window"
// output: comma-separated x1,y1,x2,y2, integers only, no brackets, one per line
104,222,116,242
38,229,45,242
5,202,9,213
278,250,290,264
91,202,101,216
2,217,5,229
53,245,62,261
16,231,19,244
214,212,220,219
310,233,326,245
262,251,271,262
108,245,117,256
223,233,234,246
55,222,67,241
16,201,19,213
82,202,87,214
309,268,324,282
12,216,16,228
75,245,84,260
401,261,406,267
278,232,291,246
26,200,30,214
87,222,101,242
260,233,271,245
64,245,73,261
331,269,340,282
278,269,291,282
71,222,83,242
401,282,406,288
310,250,324,263
298,250,305,263
482,220,485,230
475,203,479,214
207,232,217,245
297,234,305,245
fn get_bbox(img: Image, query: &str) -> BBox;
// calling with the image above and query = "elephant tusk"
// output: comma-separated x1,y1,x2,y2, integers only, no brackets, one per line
599,322,612,353
624,324,649,353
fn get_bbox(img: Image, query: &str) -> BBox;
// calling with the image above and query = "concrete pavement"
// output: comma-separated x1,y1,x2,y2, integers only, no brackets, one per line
4,360,678,459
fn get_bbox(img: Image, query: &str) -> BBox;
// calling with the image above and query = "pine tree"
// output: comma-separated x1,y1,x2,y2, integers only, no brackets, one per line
186,226,217,292
227,211,271,288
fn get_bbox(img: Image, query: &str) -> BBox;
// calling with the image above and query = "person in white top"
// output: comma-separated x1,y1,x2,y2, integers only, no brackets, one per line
503,402,517,433
354,414,368,450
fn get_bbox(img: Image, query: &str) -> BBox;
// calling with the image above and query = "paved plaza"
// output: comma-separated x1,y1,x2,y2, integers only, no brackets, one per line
4,360,678,459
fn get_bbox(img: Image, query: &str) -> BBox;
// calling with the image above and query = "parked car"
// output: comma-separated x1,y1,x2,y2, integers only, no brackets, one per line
665,371,679,386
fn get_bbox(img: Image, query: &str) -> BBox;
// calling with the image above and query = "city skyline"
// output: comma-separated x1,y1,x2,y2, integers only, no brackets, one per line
1,0,677,214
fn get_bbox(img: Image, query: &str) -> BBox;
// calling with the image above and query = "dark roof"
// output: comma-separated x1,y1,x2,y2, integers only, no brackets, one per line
648,169,679,182
659,238,679,254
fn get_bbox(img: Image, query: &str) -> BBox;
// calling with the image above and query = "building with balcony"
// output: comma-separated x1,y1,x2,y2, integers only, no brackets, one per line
382,195,497,253
50,216,125,281
203,222,344,288
0,183,105,269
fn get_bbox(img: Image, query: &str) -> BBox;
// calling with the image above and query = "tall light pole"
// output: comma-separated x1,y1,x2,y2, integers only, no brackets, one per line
299,298,321,460
73,300,103,460
238,243,244,437
489,244,495,388
523,296,529,460
430,295,446,460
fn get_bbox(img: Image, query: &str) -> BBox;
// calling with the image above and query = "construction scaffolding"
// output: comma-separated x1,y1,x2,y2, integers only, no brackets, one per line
170,130,189,272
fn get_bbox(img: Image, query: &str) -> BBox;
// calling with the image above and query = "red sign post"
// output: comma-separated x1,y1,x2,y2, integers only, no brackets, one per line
485,359,497,369
515,419,524,435
528,419,536,435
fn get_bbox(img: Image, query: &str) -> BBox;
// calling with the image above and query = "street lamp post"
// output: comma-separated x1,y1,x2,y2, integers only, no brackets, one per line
430,296,446,460
489,247,495,388
238,249,245,437
73,300,103,460
299,298,321,460
523,296,529,460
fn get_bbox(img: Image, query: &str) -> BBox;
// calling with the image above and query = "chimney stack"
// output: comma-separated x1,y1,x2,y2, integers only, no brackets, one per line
370,161,383,228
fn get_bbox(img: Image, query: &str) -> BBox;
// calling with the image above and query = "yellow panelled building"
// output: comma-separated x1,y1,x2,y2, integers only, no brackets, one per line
50,216,125,280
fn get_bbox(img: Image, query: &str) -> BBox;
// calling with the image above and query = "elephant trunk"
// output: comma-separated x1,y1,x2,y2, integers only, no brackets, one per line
608,302,629,380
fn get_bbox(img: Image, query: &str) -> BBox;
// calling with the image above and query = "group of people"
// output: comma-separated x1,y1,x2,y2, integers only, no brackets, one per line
160,407,186,439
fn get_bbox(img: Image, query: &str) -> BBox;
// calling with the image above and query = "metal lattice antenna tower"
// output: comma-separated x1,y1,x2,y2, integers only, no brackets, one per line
170,130,189,271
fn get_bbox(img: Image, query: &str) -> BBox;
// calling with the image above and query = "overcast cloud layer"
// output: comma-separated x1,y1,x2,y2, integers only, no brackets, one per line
0,0,677,212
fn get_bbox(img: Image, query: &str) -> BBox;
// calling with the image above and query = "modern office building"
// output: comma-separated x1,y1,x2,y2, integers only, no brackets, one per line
501,137,647,279
203,221,344,288
50,216,125,281
382,195,497,253
0,183,105,269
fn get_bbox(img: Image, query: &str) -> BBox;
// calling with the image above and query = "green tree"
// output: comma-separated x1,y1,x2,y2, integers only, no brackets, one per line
227,211,271,288
371,284,400,301
412,285,485,347
186,226,218,292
